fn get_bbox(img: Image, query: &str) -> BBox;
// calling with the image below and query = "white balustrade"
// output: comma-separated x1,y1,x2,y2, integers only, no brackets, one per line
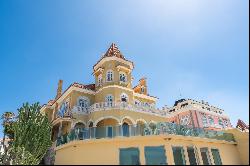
71,102,167,117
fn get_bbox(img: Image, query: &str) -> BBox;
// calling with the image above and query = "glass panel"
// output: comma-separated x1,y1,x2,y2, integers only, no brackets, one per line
119,147,140,165
187,147,198,165
211,149,222,165
107,126,113,138
145,146,167,165
95,127,106,139
200,148,211,165
172,146,186,165
122,123,129,137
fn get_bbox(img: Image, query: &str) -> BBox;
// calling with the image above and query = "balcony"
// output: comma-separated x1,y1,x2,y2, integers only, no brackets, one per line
91,102,167,117
56,122,235,147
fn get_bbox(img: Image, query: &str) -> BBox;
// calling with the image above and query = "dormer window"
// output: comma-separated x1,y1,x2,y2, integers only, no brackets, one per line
106,95,114,107
120,93,128,103
119,72,127,83
141,87,145,93
106,70,113,82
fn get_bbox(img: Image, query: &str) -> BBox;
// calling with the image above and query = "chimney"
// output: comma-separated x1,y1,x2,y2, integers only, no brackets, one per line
55,80,63,99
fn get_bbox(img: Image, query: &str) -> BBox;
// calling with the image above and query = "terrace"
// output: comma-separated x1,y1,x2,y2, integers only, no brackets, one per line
55,122,235,147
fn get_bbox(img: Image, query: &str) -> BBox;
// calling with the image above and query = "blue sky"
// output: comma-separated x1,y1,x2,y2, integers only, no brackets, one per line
0,0,249,137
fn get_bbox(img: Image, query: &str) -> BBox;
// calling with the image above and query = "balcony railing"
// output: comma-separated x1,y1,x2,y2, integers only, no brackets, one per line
56,122,235,147
71,102,168,117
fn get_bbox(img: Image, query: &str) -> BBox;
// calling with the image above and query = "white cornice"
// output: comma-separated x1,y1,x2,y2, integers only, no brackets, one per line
134,93,158,102
94,56,134,71
95,85,134,94
93,67,104,75
116,65,132,73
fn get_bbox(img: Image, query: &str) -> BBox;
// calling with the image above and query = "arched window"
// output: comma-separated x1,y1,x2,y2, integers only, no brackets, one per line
98,74,103,86
78,96,89,108
74,122,85,140
208,116,214,125
224,120,229,128
144,102,150,107
122,122,129,137
120,93,128,103
134,100,140,106
141,86,145,93
119,72,127,82
106,95,114,107
180,115,190,126
218,119,224,128
202,114,208,127
58,100,69,117
106,70,113,82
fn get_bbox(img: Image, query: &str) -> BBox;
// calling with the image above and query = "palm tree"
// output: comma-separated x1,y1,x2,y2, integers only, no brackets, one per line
1,111,15,154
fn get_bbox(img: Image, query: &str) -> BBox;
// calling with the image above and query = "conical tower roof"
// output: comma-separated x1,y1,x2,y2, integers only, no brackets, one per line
103,43,125,59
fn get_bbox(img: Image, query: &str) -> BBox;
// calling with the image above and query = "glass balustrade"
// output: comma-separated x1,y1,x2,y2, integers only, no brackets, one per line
56,122,235,147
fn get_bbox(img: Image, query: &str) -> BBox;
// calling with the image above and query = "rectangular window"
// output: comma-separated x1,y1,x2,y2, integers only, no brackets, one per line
187,147,198,165
119,147,140,165
200,148,211,165
211,149,222,165
172,146,186,165
144,146,167,165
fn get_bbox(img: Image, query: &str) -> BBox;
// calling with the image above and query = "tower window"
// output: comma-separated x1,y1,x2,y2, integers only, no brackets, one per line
106,70,113,82
119,72,127,82
141,87,145,93
120,93,128,103
105,95,114,106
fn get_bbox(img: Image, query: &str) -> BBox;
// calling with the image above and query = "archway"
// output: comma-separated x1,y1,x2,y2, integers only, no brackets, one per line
136,120,146,136
74,122,85,140
95,117,119,139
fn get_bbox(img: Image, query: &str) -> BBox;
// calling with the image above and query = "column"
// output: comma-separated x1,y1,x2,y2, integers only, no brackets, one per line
196,145,204,165
183,146,190,165
139,146,145,165
165,144,175,165
208,147,215,165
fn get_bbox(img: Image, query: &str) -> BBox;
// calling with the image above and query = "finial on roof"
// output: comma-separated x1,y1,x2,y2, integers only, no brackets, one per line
103,43,125,59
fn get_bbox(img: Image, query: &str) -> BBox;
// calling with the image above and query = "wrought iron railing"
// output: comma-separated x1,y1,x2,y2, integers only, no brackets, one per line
56,122,235,147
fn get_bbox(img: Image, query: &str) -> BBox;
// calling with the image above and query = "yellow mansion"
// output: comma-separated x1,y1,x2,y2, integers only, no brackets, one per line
41,43,249,165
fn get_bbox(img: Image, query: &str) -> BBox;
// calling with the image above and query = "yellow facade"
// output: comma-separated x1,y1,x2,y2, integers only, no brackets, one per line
54,134,242,165
41,43,249,165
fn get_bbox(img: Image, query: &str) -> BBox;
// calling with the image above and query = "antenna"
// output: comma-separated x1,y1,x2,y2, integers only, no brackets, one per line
179,88,182,99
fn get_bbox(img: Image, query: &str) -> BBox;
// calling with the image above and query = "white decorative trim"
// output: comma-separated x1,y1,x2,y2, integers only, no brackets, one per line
96,85,134,94
87,120,94,127
121,116,136,125
94,56,134,71
134,93,158,102
47,86,95,109
93,116,121,127
73,120,87,128
116,65,132,73
148,120,157,125
135,118,147,124
93,67,104,75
